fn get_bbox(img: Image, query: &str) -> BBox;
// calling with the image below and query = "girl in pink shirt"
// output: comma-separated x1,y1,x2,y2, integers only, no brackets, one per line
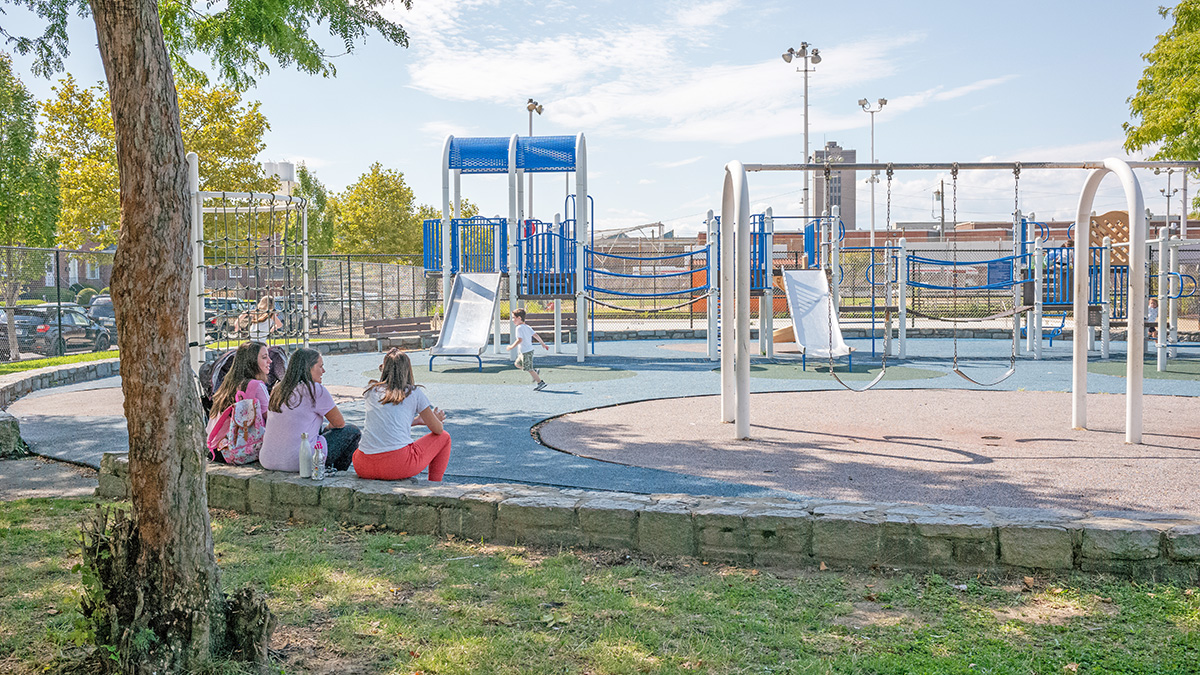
207,341,271,462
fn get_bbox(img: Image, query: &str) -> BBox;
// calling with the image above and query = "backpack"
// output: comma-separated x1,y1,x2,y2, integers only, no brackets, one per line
206,389,265,465
199,345,288,414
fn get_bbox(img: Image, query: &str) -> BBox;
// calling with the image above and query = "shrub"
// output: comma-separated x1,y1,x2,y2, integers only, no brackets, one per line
76,288,98,306
41,287,76,303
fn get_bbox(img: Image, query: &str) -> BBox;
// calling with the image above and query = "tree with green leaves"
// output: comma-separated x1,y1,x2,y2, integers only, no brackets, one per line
1124,0,1200,214
0,52,59,361
295,163,334,255
332,162,421,254
2,1,410,671
41,76,277,248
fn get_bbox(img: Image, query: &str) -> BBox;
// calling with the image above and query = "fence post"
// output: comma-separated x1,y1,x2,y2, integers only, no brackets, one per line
1033,239,1043,360
763,207,775,358
1101,237,1111,359
1156,235,1167,371
346,255,353,339
897,238,907,359
54,249,63,356
1168,236,1179,359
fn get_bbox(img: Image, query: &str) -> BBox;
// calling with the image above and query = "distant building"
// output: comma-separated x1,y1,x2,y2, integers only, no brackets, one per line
812,141,857,230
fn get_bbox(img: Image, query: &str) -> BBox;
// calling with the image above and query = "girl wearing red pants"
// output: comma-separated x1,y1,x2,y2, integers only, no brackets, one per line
353,349,451,481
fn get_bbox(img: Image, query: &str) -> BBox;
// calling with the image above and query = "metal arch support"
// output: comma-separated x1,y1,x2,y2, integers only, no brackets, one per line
719,161,751,439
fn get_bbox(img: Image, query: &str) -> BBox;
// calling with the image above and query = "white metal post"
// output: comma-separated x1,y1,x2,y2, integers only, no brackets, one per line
720,195,735,422
187,152,203,372
508,135,520,349
1011,210,1021,359
1101,236,1111,359
441,136,453,321
763,207,775,358
719,162,752,439
830,206,841,310
1182,171,1189,239
706,210,718,361
1033,238,1043,360
1156,235,1167,370
575,134,588,363
1168,236,1179,359
897,238,907,359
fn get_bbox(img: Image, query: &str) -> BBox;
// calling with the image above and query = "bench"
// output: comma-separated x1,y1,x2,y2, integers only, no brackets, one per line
363,316,439,340
520,312,577,340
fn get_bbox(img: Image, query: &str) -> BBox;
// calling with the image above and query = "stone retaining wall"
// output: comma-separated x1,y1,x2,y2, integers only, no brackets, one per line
97,453,1200,580
0,358,122,410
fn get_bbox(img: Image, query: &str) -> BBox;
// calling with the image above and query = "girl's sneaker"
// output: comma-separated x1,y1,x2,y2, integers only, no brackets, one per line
535,381,547,391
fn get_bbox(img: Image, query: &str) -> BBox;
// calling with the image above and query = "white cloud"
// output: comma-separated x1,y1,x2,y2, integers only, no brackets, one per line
654,156,705,169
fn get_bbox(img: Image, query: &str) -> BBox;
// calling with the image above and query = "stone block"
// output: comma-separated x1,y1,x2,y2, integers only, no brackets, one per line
97,473,128,499
695,505,749,561
321,484,355,512
882,520,953,567
0,410,21,458
812,513,884,564
207,470,248,494
577,497,641,551
247,478,274,515
495,495,581,546
353,484,404,514
385,503,439,535
100,452,129,478
274,477,321,507
440,498,498,542
637,501,696,557
745,506,812,558
208,485,247,512
340,510,385,527
406,483,473,508
1080,518,1162,561
290,506,335,524
953,538,998,566
998,525,1074,570
1167,525,1200,562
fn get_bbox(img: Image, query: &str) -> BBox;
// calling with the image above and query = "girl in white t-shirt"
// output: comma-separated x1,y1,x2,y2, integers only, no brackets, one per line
353,348,451,481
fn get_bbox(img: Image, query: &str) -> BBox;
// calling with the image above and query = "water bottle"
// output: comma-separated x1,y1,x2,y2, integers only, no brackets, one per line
311,439,325,481
298,432,312,478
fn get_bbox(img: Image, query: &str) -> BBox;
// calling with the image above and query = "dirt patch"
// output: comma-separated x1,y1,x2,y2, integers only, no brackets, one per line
994,597,1101,626
832,601,921,629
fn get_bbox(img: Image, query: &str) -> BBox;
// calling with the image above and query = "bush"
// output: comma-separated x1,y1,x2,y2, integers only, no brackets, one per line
41,287,76,303
100,287,110,294
76,288,98,306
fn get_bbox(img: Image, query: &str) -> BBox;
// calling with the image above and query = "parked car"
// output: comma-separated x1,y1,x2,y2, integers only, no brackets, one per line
204,298,250,338
0,306,112,358
87,295,117,340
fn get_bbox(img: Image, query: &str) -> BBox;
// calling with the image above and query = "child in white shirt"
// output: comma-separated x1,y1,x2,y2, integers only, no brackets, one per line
506,308,549,390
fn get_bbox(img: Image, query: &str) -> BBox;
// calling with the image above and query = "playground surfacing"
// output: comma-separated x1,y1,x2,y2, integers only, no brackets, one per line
10,337,1200,517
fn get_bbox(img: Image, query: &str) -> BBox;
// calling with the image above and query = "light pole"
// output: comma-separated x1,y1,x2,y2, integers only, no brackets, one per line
783,43,821,222
858,97,887,248
526,98,544,223
1157,167,1178,238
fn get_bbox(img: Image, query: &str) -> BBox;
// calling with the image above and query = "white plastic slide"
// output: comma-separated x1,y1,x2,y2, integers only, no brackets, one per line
429,273,502,371
781,270,852,367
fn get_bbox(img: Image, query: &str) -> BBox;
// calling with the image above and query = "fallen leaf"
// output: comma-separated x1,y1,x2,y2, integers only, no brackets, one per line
819,561,828,571
750,569,759,576
46,609,59,615
1022,576,1036,589
1063,664,1079,673
864,593,878,602
1049,587,1065,595
1185,588,1194,596
409,651,421,658
1099,596,1113,603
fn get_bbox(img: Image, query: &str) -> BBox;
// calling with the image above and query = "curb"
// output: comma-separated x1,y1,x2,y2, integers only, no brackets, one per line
97,453,1200,581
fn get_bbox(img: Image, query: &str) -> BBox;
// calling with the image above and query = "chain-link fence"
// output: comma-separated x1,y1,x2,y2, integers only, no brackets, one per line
0,246,117,364
584,238,713,333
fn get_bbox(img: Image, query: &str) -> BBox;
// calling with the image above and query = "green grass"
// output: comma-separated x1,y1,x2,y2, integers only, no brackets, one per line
0,350,119,377
2,497,1198,674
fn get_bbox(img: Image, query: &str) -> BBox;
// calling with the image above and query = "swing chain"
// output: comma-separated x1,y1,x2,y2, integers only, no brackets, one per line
1012,163,1021,219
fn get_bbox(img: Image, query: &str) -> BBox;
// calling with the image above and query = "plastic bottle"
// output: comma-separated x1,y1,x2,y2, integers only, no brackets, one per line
311,439,325,481
298,432,312,478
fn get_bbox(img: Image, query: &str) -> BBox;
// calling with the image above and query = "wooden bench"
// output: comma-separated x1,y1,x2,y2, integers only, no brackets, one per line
363,316,438,339
520,312,577,339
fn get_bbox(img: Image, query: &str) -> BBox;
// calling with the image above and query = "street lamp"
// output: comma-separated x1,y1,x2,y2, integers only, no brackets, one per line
526,98,544,222
783,43,821,222
858,97,887,248
1156,167,1178,238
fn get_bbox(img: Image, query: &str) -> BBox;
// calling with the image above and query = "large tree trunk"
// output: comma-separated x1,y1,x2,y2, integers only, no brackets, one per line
86,0,225,670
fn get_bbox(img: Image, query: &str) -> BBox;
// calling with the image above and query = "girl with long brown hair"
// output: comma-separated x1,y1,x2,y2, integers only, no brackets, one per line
259,347,360,472
353,348,451,481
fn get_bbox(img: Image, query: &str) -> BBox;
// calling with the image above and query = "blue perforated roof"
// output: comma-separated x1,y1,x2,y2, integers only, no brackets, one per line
518,136,576,173
448,135,578,174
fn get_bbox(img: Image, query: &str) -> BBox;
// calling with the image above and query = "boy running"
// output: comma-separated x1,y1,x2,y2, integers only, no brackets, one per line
507,308,549,390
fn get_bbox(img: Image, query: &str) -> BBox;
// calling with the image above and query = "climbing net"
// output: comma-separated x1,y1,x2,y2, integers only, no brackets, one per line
199,191,308,349
582,244,712,324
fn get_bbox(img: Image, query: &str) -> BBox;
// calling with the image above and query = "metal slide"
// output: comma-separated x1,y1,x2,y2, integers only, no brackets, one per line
429,273,502,371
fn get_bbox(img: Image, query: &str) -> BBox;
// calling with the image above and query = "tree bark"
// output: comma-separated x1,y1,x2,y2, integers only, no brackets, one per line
88,0,225,670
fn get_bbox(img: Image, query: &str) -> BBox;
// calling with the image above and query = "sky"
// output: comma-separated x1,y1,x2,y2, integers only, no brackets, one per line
2,0,1189,237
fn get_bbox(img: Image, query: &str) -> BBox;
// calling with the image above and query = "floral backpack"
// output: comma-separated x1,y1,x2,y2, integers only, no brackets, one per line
206,389,265,465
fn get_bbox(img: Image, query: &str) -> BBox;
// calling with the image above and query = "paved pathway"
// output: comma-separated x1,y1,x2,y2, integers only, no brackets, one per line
0,458,97,501
8,338,1198,506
